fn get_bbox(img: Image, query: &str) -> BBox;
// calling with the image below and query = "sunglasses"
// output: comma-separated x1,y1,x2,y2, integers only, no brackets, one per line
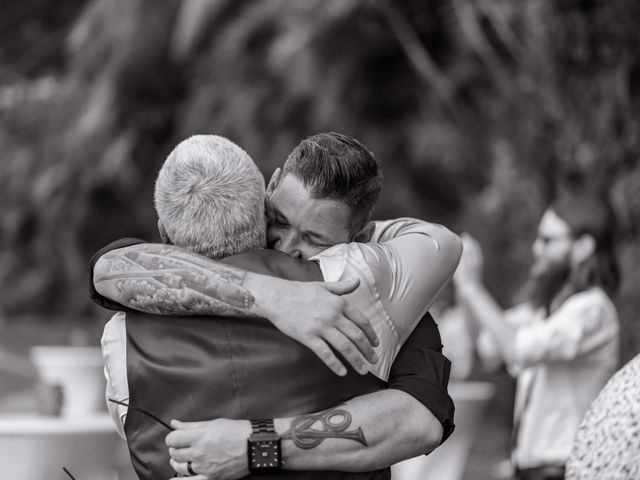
62,398,176,479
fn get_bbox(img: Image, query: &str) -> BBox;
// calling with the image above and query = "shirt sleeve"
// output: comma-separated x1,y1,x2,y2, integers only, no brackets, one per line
387,312,456,445
312,218,461,380
513,289,619,370
367,218,462,342
89,238,146,311
101,312,129,438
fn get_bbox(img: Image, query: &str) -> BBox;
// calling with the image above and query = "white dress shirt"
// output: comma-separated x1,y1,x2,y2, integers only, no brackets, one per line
479,287,620,468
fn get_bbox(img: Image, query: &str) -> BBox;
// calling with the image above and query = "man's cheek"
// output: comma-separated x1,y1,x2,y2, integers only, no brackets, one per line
301,244,325,259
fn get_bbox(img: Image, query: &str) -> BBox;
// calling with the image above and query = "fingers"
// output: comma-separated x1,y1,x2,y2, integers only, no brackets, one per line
169,447,193,462
305,338,347,376
461,232,477,244
322,328,369,375
458,233,482,267
171,419,184,429
324,278,360,295
337,318,378,364
170,458,191,476
169,459,207,478
166,429,194,448
343,304,378,347
461,233,481,255
171,419,204,429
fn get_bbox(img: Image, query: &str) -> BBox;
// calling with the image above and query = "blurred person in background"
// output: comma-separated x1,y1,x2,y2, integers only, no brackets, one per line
453,191,620,480
92,133,461,479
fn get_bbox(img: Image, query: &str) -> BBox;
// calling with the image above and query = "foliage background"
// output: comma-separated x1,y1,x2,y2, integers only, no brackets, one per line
1,0,639,362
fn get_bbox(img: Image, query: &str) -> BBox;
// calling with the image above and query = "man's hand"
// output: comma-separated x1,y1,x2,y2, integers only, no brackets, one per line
453,233,484,289
249,276,379,376
166,418,250,480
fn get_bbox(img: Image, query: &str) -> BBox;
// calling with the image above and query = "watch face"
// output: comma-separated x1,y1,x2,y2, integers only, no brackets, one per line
249,439,280,471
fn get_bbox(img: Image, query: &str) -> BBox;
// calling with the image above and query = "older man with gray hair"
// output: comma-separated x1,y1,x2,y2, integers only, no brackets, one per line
93,133,460,479
154,135,267,259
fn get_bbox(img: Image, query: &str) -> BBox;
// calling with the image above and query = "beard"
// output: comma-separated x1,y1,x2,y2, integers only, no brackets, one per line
519,257,571,316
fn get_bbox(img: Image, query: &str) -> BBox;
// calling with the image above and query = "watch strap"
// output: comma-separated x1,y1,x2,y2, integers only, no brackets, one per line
250,418,276,434
248,418,281,473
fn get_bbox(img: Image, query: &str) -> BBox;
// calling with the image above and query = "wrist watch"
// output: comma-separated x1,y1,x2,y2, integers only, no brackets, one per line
248,418,281,474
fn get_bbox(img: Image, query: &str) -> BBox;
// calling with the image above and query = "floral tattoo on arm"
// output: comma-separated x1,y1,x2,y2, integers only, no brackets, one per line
93,244,255,315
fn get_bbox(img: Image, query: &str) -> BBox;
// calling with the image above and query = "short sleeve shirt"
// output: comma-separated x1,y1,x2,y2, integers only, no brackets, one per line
312,218,461,379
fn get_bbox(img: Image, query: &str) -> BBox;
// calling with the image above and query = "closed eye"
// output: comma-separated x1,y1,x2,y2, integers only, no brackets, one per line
302,233,330,248
274,217,289,227
267,205,290,228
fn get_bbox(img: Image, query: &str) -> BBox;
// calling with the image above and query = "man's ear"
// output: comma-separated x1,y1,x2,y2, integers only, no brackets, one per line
158,220,171,244
572,233,596,264
351,221,375,243
266,168,282,198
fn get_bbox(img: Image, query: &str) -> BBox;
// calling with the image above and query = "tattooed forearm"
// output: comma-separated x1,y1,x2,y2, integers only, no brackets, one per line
281,407,367,449
93,243,255,315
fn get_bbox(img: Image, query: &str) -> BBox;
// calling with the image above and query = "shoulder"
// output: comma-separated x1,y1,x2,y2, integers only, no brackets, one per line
560,287,618,321
222,249,322,281
312,242,386,285
91,238,147,264
553,287,619,336
565,287,614,307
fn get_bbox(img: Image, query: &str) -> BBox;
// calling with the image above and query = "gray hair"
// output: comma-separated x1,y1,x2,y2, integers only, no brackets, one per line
154,135,266,259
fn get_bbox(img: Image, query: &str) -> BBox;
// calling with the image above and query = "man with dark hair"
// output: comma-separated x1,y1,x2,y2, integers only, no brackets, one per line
93,132,460,479
279,132,382,235
266,133,383,261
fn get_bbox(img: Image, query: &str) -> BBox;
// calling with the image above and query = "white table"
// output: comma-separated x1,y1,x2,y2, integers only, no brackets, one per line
0,413,137,480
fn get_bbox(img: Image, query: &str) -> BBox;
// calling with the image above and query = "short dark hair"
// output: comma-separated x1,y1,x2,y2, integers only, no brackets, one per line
281,132,383,233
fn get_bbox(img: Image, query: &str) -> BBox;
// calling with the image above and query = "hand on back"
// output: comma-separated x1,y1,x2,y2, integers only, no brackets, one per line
267,278,379,376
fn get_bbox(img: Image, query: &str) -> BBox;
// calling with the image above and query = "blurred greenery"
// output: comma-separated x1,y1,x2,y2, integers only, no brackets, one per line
1,0,639,361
